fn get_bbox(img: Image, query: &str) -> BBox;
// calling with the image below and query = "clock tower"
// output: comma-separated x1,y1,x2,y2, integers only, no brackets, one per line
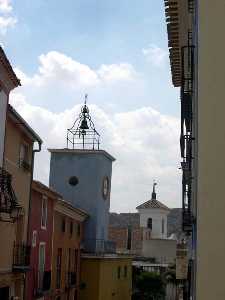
48,97,115,250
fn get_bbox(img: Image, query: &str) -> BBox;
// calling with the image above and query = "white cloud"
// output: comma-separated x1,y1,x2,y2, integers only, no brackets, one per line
142,44,168,67
15,51,138,89
0,0,16,35
97,63,137,83
0,0,12,13
0,16,16,34
10,92,180,212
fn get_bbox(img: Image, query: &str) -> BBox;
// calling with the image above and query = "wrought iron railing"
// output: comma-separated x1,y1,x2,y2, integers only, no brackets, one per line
0,167,18,214
83,239,116,254
66,271,77,288
180,44,195,233
36,270,51,296
188,0,194,13
13,243,31,271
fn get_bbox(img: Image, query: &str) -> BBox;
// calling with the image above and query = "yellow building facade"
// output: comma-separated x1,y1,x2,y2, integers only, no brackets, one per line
2,105,42,299
0,47,42,300
80,256,132,300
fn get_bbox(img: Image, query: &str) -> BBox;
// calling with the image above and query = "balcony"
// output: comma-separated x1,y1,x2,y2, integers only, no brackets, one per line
66,271,77,289
13,243,31,272
83,239,116,255
36,270,51,297
0,167,18,214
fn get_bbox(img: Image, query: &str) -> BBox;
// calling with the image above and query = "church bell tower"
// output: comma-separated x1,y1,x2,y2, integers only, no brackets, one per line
49,96,115,249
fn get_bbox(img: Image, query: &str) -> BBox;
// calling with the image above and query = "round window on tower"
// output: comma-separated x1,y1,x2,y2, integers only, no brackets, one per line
68,176,79,186
102,176,110,200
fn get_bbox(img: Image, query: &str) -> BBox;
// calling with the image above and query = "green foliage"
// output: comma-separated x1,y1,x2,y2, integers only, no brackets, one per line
134,272,166,300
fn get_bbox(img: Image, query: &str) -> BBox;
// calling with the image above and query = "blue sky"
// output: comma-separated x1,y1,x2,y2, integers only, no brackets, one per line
5,0,179,114
1,0,181,211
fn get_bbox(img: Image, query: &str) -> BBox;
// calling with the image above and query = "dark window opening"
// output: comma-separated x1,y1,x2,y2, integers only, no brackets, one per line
162,219,165,235
124,266,127,278
56,248,62,289
127,226,132,250
77,224,80,236
62,219,66,233
147,218,152,230
68,176,79,186
117,266,121,279
70,221,73,236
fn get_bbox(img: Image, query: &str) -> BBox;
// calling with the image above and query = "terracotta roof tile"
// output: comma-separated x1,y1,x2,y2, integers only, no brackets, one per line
136,199,170,211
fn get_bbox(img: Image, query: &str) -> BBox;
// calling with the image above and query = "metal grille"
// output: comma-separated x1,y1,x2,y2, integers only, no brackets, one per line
0,167,18,214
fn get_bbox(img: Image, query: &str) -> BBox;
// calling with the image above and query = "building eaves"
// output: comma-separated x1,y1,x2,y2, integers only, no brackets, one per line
8,104,43,144
48,148,116,162
56,198,89,219
164,0,181,87
0,46,20,88
32,180,61,199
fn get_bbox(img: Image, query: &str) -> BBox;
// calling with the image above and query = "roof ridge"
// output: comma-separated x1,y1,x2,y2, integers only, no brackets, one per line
136,198,170,210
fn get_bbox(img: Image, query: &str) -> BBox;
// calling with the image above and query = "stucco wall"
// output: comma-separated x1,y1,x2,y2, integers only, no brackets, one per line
0,90,7,167
80,257,132,300
139,208,169,239
49,150,113,243
197,1,225,299
26,188,55,300
142,239,176,264
4,117,33,242
51,210,82,298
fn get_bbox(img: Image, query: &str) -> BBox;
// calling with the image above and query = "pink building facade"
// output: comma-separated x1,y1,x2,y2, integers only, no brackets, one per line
26,180,59,300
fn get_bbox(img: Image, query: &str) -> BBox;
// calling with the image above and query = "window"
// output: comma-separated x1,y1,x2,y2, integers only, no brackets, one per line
62,218,66,233
162,219,165,235
38,243,45,289
41,196,48,229
147,218,152,230
70,221,73,236
32,230,37,247
77,223,80,237
56,248,62,289
124,266,128,278
117,266,121,279
68,176,79,186
127,226,132,250
19,143,30,170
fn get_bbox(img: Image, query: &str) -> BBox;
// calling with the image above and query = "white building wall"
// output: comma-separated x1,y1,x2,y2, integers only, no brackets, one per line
0,90,8,167
139,208,169,239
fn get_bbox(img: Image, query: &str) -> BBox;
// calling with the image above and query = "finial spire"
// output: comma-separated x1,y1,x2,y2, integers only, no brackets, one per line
152,181,157,200
85,93,88,105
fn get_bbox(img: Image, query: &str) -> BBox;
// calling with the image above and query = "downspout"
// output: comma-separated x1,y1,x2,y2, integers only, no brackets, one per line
24,140,42,300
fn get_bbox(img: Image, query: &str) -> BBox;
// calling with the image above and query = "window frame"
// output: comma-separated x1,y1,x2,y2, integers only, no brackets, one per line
41,196,48,230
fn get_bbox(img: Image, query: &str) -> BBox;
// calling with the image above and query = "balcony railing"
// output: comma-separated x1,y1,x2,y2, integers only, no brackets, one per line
36,270,51,296
83,239,116,255
0,167,18,214
13,243,31,272
66,271,77,288
180,44,195,234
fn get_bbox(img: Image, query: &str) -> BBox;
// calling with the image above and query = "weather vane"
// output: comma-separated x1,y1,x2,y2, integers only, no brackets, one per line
66,94,100,150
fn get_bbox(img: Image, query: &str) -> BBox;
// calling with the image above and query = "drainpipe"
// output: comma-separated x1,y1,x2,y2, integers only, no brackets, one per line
23,140,42,300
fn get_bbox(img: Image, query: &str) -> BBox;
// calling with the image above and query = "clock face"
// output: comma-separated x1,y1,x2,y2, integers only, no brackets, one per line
102,176,110,200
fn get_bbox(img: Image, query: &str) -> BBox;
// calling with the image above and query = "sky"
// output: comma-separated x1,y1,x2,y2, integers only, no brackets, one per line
1,0,181,212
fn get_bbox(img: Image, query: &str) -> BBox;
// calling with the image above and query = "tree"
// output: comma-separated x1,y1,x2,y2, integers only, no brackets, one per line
133,272,166,300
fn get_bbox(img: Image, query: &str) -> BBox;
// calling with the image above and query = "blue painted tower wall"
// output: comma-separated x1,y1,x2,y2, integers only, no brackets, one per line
49,151,113,242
